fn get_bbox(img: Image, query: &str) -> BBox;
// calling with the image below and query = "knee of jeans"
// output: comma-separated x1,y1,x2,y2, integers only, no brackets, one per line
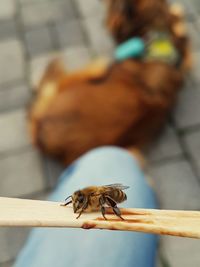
58,146,133,185
78,146,138,168
77,146,157,208
55,146,157,208
76,146,145,184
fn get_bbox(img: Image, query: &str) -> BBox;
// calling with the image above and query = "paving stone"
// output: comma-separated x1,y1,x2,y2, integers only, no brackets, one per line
24,26,54,57
54,19,86,48
188,0,200,12
160,236,200,267
75,0,105,18
156,255,163,267
19,0,41,3
186,21,200,51
149,160,200,210
21,0,77,28
0,0,16,20
0,148,46,197
190,51,200,84
43,157,65,189
0,19,18,40
173,79,200,129
0,39,25,85
29,52,61,89
0,260,14,267
148,126,183,162
183,129,200,177
19,0,41,2
84,16,114,54
168,0,197,19
33,190,50,201
62,45,92,70
29,46,91,89
0,84,31,112
0,109,31,154
0,227,29,263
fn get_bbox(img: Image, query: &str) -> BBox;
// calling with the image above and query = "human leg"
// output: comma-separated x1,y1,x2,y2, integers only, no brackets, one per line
14,147,158,267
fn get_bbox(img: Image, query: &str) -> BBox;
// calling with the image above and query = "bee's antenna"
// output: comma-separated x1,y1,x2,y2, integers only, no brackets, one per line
64,195,72,201
60,195,72,207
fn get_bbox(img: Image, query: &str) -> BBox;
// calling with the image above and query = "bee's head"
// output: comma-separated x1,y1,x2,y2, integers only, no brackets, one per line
72,191,86,213
104,0,170,43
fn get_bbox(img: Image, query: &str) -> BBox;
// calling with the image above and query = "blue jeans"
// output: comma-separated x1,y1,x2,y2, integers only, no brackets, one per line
14,147,158,267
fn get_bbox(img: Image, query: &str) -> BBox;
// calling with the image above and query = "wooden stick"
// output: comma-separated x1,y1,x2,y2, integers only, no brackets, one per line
0,197,200,238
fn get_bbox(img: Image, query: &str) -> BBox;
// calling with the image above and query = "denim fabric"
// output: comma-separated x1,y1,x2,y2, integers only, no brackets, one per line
14,147,158,267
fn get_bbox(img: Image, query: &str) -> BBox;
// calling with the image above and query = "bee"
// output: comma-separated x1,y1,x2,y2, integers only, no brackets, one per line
61,183,129,220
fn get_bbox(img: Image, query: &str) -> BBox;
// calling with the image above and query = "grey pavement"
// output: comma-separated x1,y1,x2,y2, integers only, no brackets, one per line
0,0,199,266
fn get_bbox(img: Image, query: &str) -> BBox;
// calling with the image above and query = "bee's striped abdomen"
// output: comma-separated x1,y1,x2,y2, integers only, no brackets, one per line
108,188,127,203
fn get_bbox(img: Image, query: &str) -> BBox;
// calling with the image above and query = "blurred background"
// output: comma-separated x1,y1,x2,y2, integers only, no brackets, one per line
0,0,200,266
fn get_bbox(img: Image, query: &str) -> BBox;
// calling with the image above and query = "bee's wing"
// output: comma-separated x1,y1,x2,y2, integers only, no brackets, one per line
104,183,130,190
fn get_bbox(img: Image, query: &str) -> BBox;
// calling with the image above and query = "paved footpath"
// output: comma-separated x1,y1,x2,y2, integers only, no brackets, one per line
0,0,199,266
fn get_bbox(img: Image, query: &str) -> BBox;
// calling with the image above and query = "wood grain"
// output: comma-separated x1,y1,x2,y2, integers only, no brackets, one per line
0,197,199,238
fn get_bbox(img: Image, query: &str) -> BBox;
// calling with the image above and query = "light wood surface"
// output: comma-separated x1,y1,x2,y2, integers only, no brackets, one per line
0,197,200,238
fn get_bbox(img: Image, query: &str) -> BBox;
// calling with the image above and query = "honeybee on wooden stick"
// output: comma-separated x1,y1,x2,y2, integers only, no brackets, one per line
61,184,129,220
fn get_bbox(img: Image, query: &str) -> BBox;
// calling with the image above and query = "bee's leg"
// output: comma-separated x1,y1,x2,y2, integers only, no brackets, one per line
76,199,88,219
112,206,124,220
99,196,107,220
101,206,107,220
76,210,83,219
105,195,124,220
